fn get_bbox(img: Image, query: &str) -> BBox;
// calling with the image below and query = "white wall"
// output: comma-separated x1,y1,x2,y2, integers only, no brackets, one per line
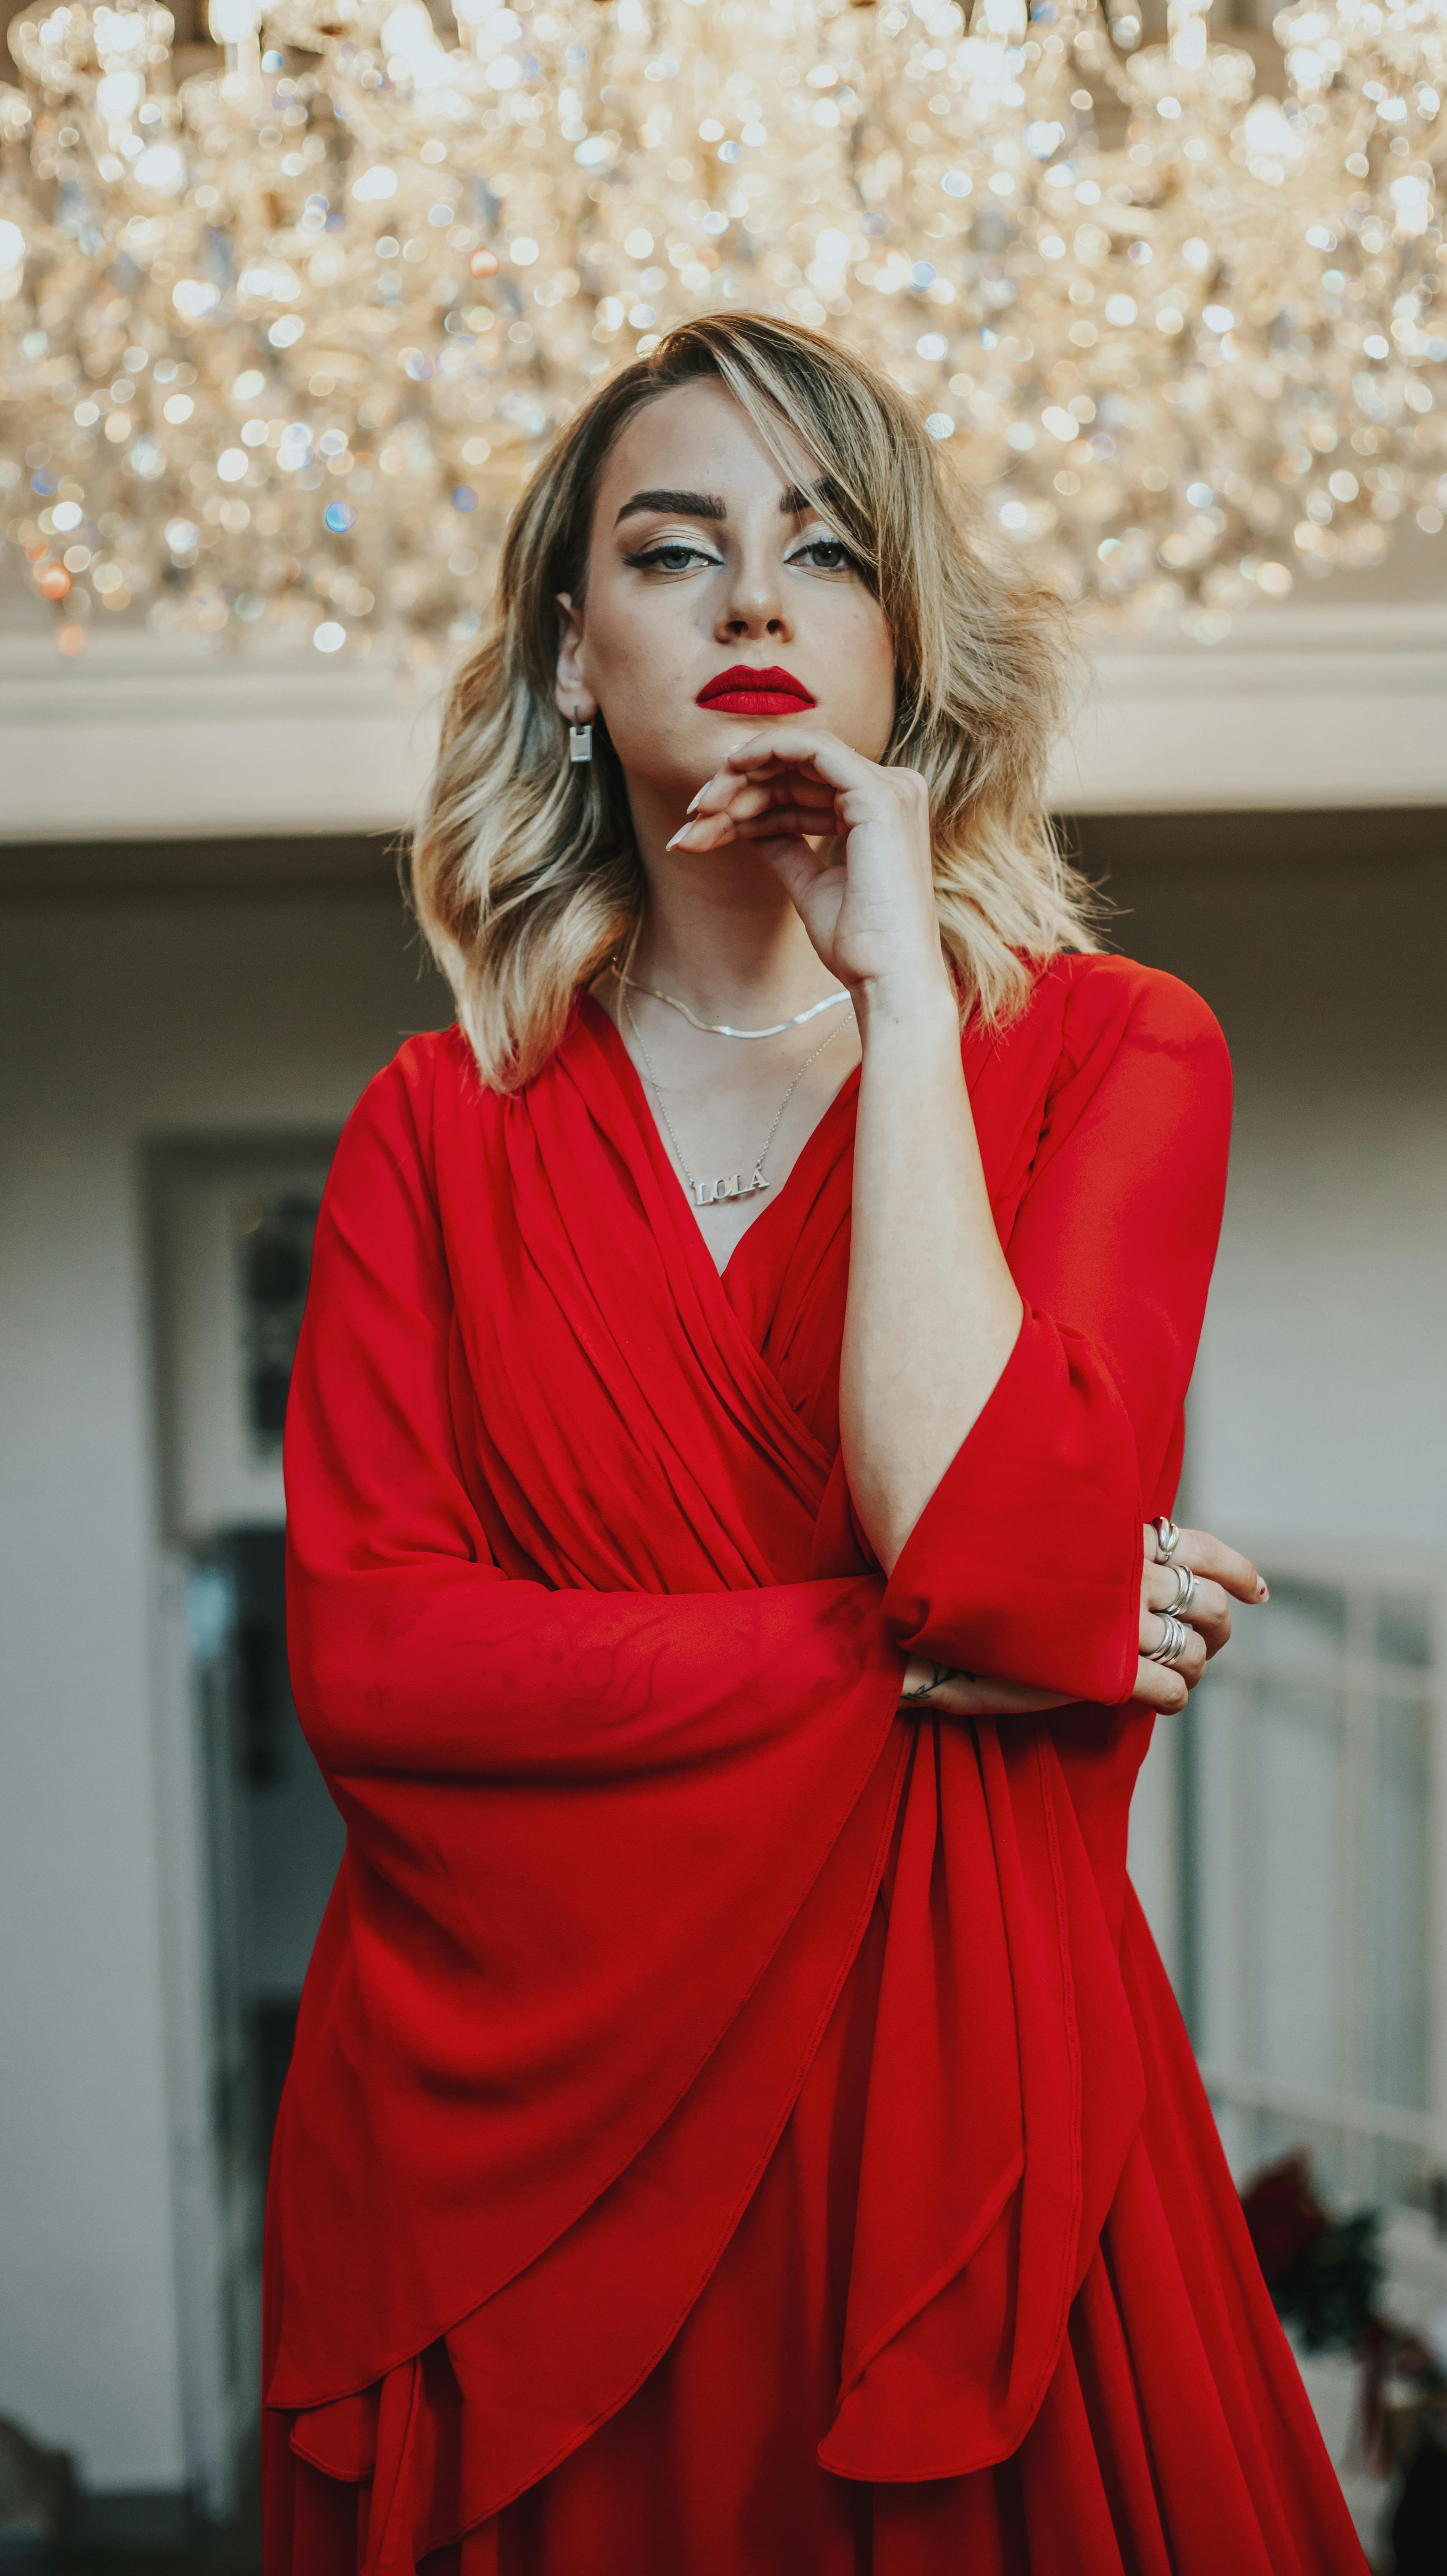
1104,822,1447,1559
0,872,448,2488
1116,820,1447,1988
1121,822,1447,2008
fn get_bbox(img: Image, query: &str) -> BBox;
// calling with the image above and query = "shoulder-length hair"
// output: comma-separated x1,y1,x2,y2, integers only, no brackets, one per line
411,312,1096,1089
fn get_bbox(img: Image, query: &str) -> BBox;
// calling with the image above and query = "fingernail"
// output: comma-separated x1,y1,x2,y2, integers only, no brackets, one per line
665,827,690,849
685,788,704,812
1257,1578,1269,1602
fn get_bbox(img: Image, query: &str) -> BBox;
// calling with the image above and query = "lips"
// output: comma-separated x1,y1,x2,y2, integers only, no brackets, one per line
695,664,818,717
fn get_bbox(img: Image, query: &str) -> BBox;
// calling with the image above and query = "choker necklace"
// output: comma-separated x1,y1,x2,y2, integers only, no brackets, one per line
623,993,847,1210
612,961,852,1042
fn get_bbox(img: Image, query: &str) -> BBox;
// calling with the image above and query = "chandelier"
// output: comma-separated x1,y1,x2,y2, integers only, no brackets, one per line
0,0,1443,656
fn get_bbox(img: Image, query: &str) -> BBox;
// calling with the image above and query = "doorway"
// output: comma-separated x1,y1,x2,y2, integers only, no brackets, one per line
147,1144,339,2518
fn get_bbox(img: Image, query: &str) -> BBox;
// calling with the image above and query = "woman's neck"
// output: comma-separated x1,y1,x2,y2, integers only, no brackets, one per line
627,845,844,1023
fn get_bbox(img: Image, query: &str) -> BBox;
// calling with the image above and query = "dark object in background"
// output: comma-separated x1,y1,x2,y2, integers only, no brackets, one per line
1243,2150,1447,2565
1392,2433,1447,2576
1242,2149,1383,2352
237,1191,320,1456
0,2415,74,2571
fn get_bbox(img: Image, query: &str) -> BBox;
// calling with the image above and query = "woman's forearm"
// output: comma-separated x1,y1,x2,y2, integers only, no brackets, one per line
840,973,1023,1571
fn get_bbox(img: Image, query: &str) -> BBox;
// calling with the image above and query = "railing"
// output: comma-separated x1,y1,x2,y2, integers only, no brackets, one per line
1188,1549,1447,2211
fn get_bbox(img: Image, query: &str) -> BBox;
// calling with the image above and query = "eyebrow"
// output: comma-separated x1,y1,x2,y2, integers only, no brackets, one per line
612,483,827,528
614,488,726,527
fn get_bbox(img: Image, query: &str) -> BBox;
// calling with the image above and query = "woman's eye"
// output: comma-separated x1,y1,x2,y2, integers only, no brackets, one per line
623,541,720,574
790,535,856,573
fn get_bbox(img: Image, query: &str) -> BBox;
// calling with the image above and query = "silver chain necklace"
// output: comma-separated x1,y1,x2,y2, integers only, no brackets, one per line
623,993,847,1210
612,960,852,1042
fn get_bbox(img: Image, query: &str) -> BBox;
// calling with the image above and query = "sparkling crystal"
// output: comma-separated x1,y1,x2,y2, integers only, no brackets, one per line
0,0,1441,647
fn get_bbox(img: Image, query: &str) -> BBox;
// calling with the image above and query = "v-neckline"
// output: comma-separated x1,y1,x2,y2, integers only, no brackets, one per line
580,990,862,1291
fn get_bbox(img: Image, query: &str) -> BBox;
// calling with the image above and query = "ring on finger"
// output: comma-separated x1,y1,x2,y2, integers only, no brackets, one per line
1146,1612,1191,1668
1164,1562,1198,1617
1152,1514,1182,1567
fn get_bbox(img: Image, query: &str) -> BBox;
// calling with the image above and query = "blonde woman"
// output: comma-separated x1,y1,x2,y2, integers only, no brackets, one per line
265,315,1365,2576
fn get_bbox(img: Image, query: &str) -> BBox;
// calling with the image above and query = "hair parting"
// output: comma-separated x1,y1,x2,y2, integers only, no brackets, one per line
410,312,1098,1090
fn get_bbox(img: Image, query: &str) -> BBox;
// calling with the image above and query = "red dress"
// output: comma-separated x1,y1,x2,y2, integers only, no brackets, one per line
264,955,1368,2576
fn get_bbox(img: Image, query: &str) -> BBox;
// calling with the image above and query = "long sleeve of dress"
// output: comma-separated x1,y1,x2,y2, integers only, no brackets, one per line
274,1046,909,2406
286,1065,897,1786
881,962,1233,1704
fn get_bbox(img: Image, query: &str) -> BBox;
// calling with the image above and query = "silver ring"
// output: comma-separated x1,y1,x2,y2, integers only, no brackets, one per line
1152,1514,1181,1567
1146,1612,1190,1667
1165,1562,1197,1616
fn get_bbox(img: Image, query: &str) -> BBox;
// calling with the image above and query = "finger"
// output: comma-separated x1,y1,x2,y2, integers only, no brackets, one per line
1145,1520,1267,1605
1142,1566,1233,1655
1179,1527,1268,1606
719,726,883,793
697,780,778,818
1142,1614,1207,1688
665,810,743,852
906,1674,1074,1719
1130,1655,1191,1713
678,778,786,833
733,807,843,840
757,839,845,910
688,765,835,818
669,803,839,853
673,773,840,850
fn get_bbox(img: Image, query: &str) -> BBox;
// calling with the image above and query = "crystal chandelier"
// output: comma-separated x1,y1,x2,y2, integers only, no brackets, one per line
0,0,1443,656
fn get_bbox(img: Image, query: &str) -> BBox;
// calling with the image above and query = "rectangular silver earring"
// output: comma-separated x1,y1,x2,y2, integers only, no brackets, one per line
568,708,593,764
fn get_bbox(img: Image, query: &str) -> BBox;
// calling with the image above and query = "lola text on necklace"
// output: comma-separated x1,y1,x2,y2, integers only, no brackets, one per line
623,997,846,1210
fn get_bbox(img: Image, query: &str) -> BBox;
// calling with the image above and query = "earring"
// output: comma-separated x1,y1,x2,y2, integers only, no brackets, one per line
568,705,593,765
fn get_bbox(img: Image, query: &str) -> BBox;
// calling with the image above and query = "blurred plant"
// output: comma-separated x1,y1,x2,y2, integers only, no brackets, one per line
1242,2145,1384,2351
1242,2139,1447,2576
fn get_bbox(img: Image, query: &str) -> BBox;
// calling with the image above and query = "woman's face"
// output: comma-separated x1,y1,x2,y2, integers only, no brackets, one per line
555,379,896,830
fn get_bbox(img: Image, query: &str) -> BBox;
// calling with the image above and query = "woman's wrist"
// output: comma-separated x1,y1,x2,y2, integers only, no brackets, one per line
852,962,959,1047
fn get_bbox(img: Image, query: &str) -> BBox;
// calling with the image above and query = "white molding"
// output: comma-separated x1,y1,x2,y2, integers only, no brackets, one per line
0,632,441,844
1,599,1445,845
1061,600,1447,813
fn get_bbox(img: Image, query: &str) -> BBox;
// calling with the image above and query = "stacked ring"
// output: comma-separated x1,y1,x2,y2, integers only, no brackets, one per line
1152,1514,1182,1567
1165,1562,1198,1616
1147,1613,1190,1667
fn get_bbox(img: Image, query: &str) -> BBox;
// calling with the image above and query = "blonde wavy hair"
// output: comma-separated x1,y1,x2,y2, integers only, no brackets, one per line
411,312,1096,1089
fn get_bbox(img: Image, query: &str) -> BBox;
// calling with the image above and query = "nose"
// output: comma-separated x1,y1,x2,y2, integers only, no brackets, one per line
715,532,792,644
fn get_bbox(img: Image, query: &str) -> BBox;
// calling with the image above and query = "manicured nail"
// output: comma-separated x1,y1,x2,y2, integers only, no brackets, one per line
685,787,705,812
1257,1578,1269,1601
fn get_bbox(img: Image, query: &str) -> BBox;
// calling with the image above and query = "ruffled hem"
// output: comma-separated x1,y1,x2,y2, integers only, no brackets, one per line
264,1894,1366,2576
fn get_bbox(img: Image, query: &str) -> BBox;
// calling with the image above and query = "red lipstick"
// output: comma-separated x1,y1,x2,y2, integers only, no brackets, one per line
695,664,817,717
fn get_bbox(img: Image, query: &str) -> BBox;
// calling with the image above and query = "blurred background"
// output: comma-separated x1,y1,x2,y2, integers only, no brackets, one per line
2,0,1446,2565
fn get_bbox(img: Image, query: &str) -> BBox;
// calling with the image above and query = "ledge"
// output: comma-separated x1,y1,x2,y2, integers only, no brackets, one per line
1062,602,1447,814
2,599,1445,845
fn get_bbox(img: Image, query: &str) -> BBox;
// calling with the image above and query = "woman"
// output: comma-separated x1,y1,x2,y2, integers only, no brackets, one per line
265,315,1367,2575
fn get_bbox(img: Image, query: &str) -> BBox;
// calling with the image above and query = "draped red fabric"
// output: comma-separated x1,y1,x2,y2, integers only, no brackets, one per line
264,954,1368,2574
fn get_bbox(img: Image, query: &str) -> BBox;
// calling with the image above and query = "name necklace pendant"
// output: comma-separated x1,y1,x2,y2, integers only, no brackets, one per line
622,996,847,1210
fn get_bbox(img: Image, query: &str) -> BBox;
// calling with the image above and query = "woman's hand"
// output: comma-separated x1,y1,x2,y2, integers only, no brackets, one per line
666,727,949,1009
901,1521,1268,1719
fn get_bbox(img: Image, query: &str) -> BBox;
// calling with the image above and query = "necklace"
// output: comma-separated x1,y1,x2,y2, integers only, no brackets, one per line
612,961,852,1042
623,994,847,1210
